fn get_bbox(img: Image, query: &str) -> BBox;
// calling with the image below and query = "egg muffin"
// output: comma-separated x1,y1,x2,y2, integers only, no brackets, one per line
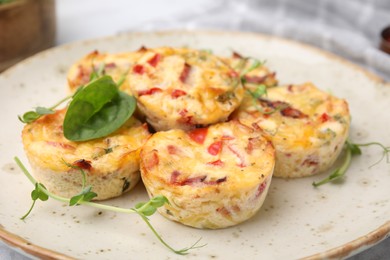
22,109,151,200
233,82,350,178
125,47,245,131
140,120,275,229
67,49,144,93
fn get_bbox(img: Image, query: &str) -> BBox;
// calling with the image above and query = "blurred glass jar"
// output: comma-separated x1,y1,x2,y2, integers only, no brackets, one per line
0,0,56,72
380,26,390,55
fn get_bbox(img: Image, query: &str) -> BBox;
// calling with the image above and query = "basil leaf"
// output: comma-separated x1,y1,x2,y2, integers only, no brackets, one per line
63,76,136,141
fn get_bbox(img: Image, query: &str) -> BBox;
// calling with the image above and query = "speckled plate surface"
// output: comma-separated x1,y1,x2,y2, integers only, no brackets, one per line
0,31,389,260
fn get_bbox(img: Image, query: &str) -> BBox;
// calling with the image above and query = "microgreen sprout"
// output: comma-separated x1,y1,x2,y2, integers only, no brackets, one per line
15,157,205,255
247,84,267,99
312,140,390,187
20,183,48,220
62,159,97,206
354,142,390,168
247,84,269,113
235,57,266,78
90,62,106,82
116,72,127,87
246,85,287,115
240,58,262,77
89,61,128,87
18,95,72,123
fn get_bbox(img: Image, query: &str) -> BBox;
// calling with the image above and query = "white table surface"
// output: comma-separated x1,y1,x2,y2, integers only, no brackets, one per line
1,0,389,259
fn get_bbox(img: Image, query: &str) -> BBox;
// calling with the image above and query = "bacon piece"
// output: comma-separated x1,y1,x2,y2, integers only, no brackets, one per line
228,70,239,78
244,75,266,84
208,141,223,156
73,159,92,171
204,177,227,185
232,51,243,59
287,85,294,92
167,145,179,155
175,173,226,186
228,145,246,167
302,157,319,167
170,170,181,184
138,87,162,96
105,62,116,69
250,122,263,132
171,89,187,99
206,159,224,166
259,99,288,109
179,63,191,83
216,207,231,218
138,46,148,52
181,175,207,186
147,53,161,67
90,50,99,56
46,141,75,150
222,135,235,141
133,64,145,75
216,177,227,183
76,65,91,85
145,150,159,170
246,137,262,155
177,109,193,125
188,127,208,144
255,181,267,198
281,107,308,119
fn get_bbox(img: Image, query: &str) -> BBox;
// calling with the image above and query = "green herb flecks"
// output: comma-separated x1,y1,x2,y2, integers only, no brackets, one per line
312,141,390,187
15,157,205,255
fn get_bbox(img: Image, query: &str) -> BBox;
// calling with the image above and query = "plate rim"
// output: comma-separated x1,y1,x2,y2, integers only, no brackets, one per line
1,29,389,259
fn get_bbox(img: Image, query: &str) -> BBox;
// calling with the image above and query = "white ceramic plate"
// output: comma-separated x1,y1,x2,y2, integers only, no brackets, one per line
0,31,389,260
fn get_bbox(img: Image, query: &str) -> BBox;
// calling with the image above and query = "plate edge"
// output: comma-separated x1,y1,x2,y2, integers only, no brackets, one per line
0,226,74,260
302,221,390,260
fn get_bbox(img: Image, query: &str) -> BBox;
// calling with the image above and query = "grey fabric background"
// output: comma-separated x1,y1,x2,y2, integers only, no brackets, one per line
138,0,390,81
